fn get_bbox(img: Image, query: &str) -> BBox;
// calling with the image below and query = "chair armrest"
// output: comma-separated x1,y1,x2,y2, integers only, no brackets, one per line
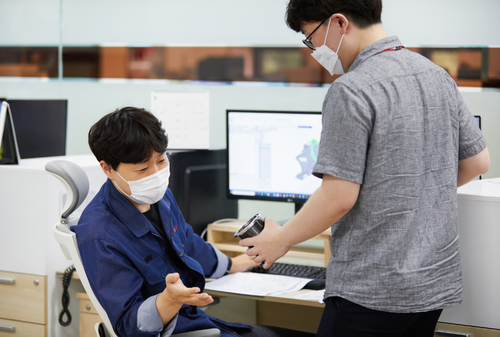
198,297,220,312
95,322,111,337
172,328,221,337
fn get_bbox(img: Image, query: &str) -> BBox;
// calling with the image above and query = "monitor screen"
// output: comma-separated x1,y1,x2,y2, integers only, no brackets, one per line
7,99,67,159
227,110,322,205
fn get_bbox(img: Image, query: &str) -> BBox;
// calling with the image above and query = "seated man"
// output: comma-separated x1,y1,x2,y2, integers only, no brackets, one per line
75,107,314,337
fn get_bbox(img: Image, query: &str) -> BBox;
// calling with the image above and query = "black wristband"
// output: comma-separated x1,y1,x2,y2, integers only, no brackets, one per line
224,256,232,275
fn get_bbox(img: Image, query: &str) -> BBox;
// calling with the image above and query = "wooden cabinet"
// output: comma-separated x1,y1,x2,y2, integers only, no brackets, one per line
0,271,47,337
77,292,102,337
207,221,332,266
0,318,46,337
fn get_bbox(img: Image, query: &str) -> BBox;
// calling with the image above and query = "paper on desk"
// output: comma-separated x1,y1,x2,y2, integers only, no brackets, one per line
205,272,312,297
294,289,326,304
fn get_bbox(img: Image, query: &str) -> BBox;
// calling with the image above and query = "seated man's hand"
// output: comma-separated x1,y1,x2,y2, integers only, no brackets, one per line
164,273,214,307
156,273,213,325
230,254,259,273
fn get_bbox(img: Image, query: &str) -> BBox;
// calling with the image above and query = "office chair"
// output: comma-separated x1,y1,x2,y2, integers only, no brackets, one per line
47,160,220,337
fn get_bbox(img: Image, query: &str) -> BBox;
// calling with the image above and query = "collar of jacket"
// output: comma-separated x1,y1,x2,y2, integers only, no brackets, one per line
102,178,172,238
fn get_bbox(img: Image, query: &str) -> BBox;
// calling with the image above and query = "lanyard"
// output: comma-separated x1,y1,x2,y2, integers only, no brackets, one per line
376,46,405,55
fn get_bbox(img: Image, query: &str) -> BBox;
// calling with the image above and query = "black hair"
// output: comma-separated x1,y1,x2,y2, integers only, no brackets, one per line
286,0,383,32
88,107,168,170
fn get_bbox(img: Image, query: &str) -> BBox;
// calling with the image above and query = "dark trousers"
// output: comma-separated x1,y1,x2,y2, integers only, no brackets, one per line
317,297,442,337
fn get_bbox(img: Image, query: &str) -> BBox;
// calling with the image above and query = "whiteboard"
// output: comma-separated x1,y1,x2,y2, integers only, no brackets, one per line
151,91,210,149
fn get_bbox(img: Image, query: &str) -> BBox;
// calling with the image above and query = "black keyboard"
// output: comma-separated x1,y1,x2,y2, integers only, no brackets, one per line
251,261,325,279
250,263,326,289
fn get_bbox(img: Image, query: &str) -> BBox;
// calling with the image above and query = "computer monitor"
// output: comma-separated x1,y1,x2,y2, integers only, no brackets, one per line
0,101,21,164
7,99,67,159
227,110,322,212
183,163,237,235
168,149,238,235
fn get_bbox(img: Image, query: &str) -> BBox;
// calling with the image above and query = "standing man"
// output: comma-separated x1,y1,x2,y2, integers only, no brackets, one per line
239,1,490,336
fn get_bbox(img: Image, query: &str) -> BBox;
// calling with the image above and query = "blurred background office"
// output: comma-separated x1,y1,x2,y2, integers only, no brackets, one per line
1,1,500,336
1,0,500,219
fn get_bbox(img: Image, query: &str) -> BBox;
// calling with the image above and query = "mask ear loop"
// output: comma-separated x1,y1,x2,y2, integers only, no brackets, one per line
324,17,332,45
114,170,129,183
336,34,345,54
112,170,133,198
112,179,132,198
324,16,345,54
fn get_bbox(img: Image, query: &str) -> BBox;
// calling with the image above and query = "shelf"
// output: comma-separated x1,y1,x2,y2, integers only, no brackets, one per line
207,221,332,267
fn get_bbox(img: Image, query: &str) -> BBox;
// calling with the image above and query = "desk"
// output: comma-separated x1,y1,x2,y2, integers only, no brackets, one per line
58,271,500,337
58,204,500,337
204,288,500,337
205,289,324,333
56,270,325,335
206,218,500,336
203,221,330,333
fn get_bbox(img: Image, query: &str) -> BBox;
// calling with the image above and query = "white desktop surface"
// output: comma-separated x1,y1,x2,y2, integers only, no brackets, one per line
439,178,500,330
14,154,101,170
457,177,500,201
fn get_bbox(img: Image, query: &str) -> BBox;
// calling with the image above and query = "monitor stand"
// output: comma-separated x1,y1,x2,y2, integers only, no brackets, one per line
277,203,304,225
295,203,304,214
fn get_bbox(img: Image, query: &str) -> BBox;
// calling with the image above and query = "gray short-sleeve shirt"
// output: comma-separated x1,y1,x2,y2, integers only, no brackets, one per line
313,36,486,313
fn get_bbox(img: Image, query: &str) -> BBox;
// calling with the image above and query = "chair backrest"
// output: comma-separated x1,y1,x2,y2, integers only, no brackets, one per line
46,160,118,337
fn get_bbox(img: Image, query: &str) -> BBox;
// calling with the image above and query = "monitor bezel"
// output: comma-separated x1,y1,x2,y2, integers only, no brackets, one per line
6,99,67,159
474,115,481,130
0,101,21,164
226,109,322,205
474,115,482,180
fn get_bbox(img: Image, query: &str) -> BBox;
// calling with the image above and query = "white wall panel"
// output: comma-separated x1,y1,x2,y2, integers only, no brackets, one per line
2,0,500,47
0,0,60,45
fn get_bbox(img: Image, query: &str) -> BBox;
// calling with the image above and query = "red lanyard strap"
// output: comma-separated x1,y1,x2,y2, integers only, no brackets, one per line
377,46,405,55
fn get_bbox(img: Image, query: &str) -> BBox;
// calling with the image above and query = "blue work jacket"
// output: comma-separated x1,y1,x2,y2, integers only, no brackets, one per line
74,179,249,336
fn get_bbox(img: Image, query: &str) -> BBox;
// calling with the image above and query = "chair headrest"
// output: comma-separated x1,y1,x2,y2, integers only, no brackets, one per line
46,160,90,221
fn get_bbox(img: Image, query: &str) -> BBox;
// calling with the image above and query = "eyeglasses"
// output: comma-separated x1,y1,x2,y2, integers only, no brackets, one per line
302,18,328,50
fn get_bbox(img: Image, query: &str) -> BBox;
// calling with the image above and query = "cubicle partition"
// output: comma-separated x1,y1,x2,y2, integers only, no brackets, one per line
437,179,500,334
0,155,106,337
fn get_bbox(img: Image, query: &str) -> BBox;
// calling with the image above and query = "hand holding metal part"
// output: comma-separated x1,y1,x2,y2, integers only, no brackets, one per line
234,213,266,267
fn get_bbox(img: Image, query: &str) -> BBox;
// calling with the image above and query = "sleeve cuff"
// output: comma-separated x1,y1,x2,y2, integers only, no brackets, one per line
208,243,229,278
459,138,487,161
137,295,178,336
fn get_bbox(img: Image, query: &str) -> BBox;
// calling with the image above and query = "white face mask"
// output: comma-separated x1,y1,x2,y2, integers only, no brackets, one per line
311,17,345,76
113,165,170,205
